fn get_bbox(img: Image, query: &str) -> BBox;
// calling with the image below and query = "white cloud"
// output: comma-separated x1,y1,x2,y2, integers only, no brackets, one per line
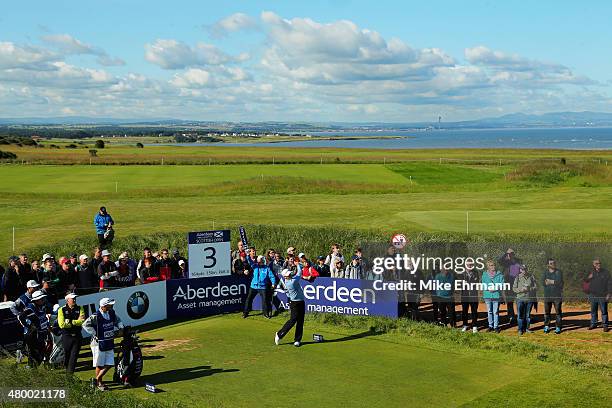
207,13,258,38
0,14,608,121
41,34,125,66
0,42,58,69
145,39,248,69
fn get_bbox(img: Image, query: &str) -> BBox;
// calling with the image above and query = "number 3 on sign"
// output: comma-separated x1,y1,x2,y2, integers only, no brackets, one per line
203,246,217,268
187,230,231,278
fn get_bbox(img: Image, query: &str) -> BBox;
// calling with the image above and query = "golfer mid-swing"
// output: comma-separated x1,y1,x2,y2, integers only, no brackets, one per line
83,298,123,391
275,268,307,347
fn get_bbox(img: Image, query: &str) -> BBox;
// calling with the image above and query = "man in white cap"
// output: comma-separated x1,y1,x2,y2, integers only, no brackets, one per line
275,268,307,347
17,290,50,367
10,280,39,316
58,293,86,373
83,297,123,390
10,280,40,363
97,250,119,292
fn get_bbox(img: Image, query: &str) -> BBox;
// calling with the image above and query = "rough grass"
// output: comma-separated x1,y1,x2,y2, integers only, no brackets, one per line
0,362,182,408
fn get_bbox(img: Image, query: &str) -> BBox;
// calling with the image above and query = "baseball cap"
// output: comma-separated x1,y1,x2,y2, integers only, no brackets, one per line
42,253,53,262
31,290,47,301
281,268,292,278
65,293,77,300
26,280,39,289
118,252,128,260
298,252,305,258
152,252,159,258
69,253,77,258
286,247,295,254
101,249,111,257
178,259,185,266
257,255,265,262
59,257,69,266
317,255,325,260
99,298,115,307
79,254,89,261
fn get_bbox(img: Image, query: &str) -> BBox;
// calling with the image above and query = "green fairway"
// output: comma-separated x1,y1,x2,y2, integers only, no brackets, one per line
67,314,608,408
1,161,611,258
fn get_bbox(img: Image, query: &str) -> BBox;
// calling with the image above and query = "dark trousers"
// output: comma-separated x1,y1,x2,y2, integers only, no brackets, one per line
243,288,269,317
278,301,305,342
544,300,562,328
461,301,478,328
406,302,419,320
24,333,44,367
97,234,108,249
62,334,81,373
431,296,440,322
506,300,516,321
517,300,534,332
439,301,455,326
590,298,609,327
266,285,281,313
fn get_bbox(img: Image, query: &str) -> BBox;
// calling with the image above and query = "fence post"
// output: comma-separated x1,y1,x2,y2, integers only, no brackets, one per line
161,157,164,165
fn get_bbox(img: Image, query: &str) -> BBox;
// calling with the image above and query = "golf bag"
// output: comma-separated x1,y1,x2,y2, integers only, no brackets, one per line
48,326,64,367
113,326,143,386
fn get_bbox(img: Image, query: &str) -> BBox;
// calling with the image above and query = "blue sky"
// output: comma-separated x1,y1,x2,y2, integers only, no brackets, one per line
1,0,610,121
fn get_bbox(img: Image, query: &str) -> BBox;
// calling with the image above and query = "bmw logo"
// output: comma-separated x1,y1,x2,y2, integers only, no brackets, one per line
127,291,149,320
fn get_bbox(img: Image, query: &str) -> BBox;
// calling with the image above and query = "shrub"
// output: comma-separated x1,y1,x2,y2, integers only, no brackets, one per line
89,149,98,157
0,150,17,159
95,140,105,149
65,144,78,149
136,142,144,148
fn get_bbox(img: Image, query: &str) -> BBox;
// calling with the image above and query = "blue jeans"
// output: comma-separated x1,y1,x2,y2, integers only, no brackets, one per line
485,299,500,329
517,300,533,332
590,298,609,327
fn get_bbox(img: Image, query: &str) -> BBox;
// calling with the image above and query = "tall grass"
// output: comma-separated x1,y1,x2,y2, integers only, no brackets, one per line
0,362,183,408
22,225,610,299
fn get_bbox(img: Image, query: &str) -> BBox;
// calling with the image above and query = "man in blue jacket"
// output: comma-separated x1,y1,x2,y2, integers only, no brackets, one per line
94,206,114,249
243,255,277,319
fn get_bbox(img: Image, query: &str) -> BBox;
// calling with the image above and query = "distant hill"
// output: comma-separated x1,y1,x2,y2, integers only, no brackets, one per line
1,111,612,129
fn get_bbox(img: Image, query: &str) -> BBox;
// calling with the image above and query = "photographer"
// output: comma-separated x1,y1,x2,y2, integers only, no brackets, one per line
94,206,115,249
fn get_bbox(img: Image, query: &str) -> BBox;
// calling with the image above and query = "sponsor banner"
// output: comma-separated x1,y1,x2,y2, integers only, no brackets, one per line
188,230,232,278
255,277,398,318
166,275,249,318
238,226,249,250
62,281,167,337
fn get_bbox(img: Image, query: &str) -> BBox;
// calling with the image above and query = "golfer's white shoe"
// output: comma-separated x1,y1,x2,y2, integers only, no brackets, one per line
275,332,280,345
294,341,301,347
472,327,478,333
461,326,468,332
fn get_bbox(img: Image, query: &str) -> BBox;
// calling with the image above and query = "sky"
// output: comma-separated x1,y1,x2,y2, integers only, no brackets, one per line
1,0,611,122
